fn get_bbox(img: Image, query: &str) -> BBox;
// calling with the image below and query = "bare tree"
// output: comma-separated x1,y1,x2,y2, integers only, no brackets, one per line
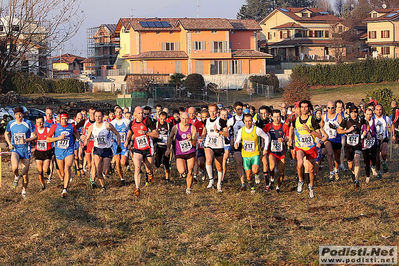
0,0,84,92
206,82,226,103
335,0,345,16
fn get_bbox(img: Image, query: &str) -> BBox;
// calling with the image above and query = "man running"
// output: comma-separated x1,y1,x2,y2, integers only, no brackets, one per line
200,103,229,192
263,110,289,193
154,111,171,182
47,112,80,197
44,106,56,183
33,115,53,191
362,108,378,183
220,109,232,184
85,110,121,192
196,109,209,181
111,107,131,185
374,104,392,176
234,113,269,193
256,105,271,186
227,101,246,190
166,112,197,194
5,106,36,199
126,106,159,196
288,100,322,198
320,101,343,181
335,100,347,171
337,105,368,188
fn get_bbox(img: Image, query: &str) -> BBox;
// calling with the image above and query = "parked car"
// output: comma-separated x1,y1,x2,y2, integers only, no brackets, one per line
0,106,45,121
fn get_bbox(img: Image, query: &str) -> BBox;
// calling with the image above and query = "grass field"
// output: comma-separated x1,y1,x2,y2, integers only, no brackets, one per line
4,82,397,264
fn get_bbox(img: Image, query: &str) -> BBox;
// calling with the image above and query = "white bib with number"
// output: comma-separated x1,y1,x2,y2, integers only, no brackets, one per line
119,132,126,142
14,133,26,145
327,129,337,139
179,139,192,153
271,140,283,152
96,136,106,146
205,135,220,148
37,140,47,151
347,134,359,146
136,135,149,149
365,138,375,149
57,139,70,149
159,134,168,145
243,140,255,152
299,134,313,148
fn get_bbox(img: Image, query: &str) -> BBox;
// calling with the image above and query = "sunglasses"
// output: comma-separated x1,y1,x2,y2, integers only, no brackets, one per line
327,107,335,109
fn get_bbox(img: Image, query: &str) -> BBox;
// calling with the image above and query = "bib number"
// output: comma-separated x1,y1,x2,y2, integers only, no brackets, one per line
327,129,337,139
136,135,149,149
119,132,126,142
347,134,359,146
37,140,47,151
271,140,283,152
299,134,313,148
243,140,255,152
206,135,219,148
14,133,26,145
57,139,70,149
96,136,106,146
179,139,192,153
159,134,168,145
365,138,375,149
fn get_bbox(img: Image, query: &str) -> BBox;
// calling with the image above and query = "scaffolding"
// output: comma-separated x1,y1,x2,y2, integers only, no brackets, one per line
87,24,119,76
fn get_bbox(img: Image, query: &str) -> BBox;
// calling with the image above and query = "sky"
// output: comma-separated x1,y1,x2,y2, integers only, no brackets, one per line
63,0,245,57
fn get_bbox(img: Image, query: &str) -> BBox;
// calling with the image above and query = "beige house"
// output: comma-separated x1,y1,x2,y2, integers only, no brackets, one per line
260,8,349,61
364,8,399,58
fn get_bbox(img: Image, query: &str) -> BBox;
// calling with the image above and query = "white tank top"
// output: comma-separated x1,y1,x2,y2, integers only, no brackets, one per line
92,122,112,148
204,117,224,149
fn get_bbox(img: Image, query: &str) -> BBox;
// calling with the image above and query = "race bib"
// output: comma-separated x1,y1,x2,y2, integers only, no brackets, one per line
243,140,255,152
327,129,337,139
159,134,168,144
299,134,313,148
136,135,149,149
206,135,219,148
57,139,70,149
347,134,359,146
96,136,106,146
37,140,47,151
179,139,192,153
14,133,26,145
271,140,283,153
365,138,375,149
119,132,126,142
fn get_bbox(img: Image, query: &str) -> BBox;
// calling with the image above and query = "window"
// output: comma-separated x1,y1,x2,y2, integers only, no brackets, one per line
195,30,201,34
302,12,309,17
268,32,272,40
211,60,224,75
231,60,242,74
211,41,228,53
369,31,377,39
162,42,179,51
372,13,377,18
338,26,343,33
170,31,174,34
231,31,235,34
193,41,206,51
280,31,283,39
381,30,390,38
195,61,203,74
325,30,329,38
309,30,313,37
314,30,323,37
212,30,217,34
382,47,390,55
156,31,160,35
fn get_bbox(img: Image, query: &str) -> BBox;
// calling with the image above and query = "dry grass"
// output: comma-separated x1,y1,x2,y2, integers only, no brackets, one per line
0,145,398,265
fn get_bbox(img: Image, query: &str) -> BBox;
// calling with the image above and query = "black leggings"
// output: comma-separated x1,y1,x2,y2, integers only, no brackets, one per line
362,145,377,177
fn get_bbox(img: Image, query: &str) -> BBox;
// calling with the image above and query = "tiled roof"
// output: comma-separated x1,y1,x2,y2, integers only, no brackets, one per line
364,9,399,22
123,51,189,59
232,49,273,58
275,7,341,23
104,24,117,34
269,39,348,47
228,19,261,30
366,41,399,46
372,8,396,13
52,53,86,64
271,22,304,29
178,18,234,30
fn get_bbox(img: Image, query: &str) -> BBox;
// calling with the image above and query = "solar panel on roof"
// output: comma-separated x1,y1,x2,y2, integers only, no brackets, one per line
319,11,329,14
154,21,163,27
139,21,149,27
280,8,289,12
386,13,397,17
147,21,156,27
161,21,171,27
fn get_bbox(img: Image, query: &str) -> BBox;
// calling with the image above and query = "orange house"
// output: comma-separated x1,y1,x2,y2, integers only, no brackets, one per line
114,18,272,79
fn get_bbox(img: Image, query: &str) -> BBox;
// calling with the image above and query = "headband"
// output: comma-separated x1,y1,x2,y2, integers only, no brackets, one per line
60,113,69,119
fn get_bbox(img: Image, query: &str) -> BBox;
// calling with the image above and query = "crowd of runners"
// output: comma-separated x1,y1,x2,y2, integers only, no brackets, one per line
4,98,399,199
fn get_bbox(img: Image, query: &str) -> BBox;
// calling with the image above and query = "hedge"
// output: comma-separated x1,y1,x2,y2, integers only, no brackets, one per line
291,58,399,86
3,72,86,94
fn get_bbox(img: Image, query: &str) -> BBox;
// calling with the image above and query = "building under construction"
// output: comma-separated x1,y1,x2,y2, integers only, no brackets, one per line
87,24,119,77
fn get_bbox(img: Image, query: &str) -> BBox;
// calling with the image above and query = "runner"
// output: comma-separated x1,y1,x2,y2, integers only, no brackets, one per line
5,106,36,199
337,105,368,188
362,108,378,183
288,100,323,198
263,110,289,193
165,112,197,194
227,101,246,190
320,101,343,181
335,100,347,171
196,109,208,181
154,111,171,182
188,107,203,182
111,107,131,185
374,104,392,177
85,110,121,192
234,113,270,193
200,103,229,192
125,106,159,196
220,109,232,183
47,112,80,197
73,112,84,177
44,106,56,183
256,105,271,186
33,115,53,191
